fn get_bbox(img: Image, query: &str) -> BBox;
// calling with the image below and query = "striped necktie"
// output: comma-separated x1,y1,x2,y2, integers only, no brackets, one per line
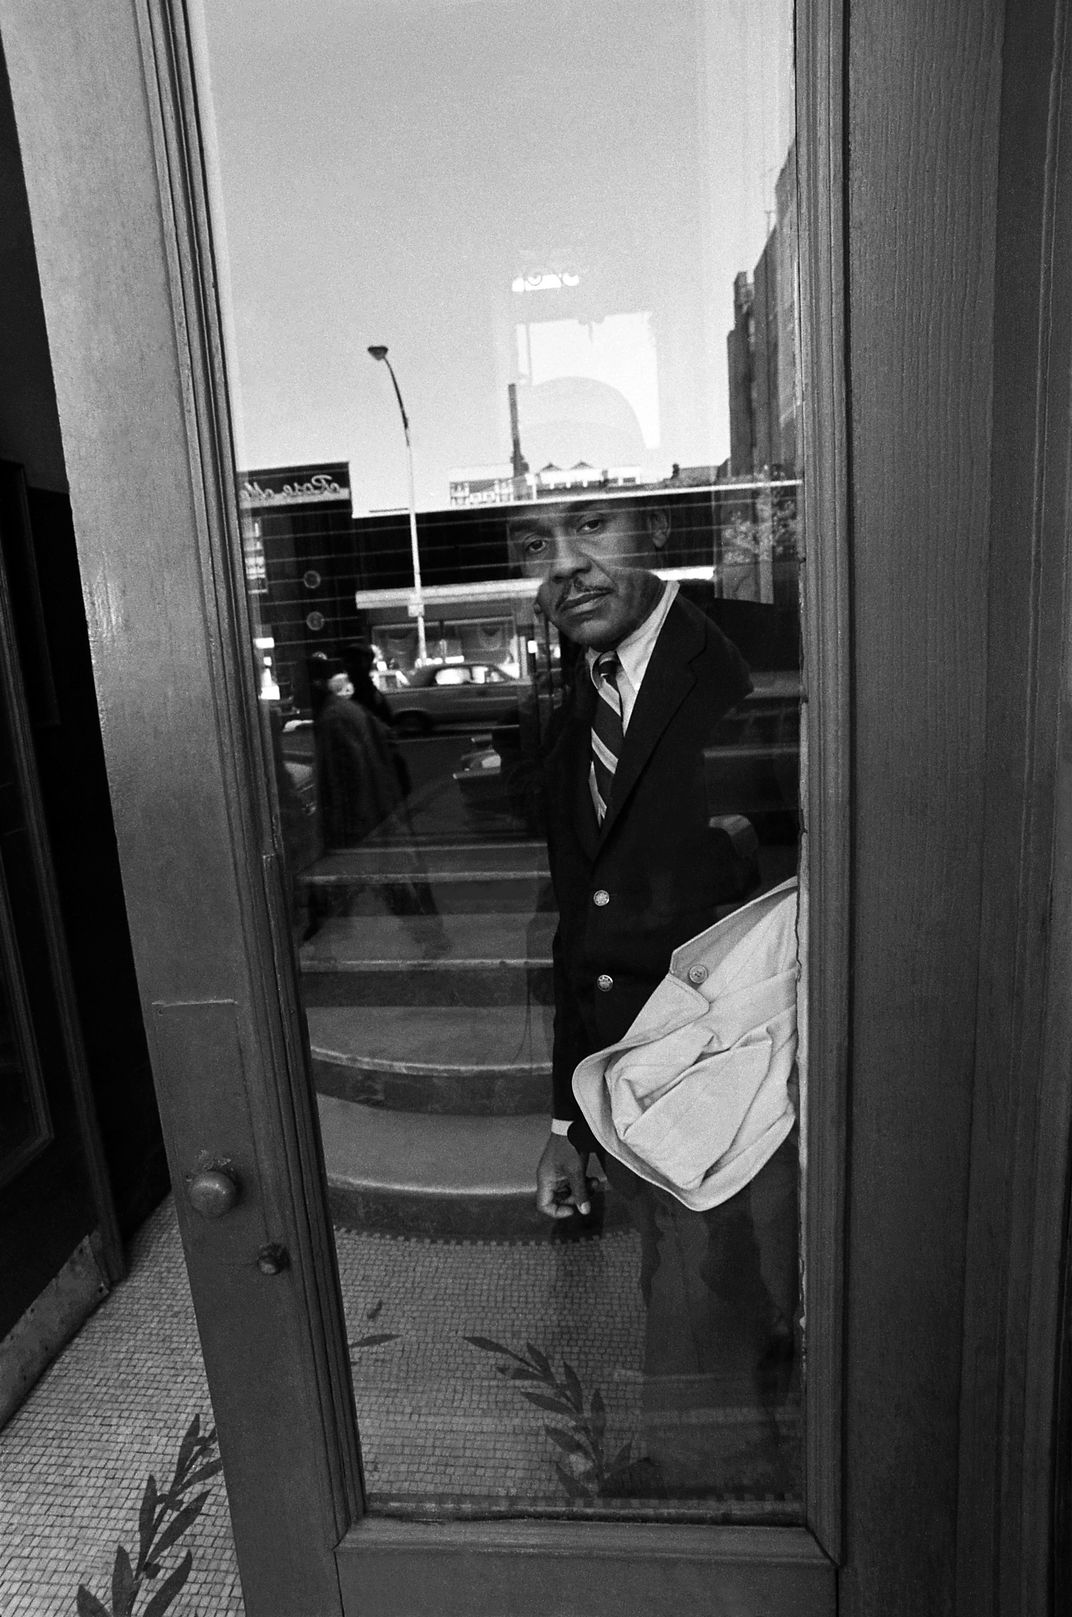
590,650,623,824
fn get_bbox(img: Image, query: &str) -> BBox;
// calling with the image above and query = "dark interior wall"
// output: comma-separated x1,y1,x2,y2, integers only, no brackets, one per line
0,41,166,1239
0,45,64,494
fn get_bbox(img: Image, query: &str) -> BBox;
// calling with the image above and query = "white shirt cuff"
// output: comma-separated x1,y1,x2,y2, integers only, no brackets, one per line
550,1118,572,1136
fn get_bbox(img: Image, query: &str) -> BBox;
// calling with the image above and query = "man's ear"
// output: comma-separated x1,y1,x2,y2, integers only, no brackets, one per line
648,506,670,552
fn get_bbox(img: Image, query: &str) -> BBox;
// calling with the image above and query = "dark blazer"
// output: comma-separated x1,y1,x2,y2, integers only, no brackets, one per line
542,591,753,1126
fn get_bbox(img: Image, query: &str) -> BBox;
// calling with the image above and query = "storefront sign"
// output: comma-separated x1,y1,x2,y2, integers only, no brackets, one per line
238,463,351,508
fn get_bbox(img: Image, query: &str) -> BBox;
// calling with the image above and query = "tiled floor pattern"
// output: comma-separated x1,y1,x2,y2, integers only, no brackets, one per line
1,1199,798,1614
339,1222,646,1509
0,1203,243,1617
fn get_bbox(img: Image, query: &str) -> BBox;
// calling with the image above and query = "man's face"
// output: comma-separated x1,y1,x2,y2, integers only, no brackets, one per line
508,500,668,650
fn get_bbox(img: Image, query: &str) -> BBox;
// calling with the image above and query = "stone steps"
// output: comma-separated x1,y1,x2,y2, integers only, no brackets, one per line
308,1004,552,1115
300,912,555,1006
300,841,553,914
305,840,550,882
302,838,567,1237
318,1097,616,1241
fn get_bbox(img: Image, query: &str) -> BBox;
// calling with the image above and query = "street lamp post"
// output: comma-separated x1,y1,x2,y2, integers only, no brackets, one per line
367,344,428,665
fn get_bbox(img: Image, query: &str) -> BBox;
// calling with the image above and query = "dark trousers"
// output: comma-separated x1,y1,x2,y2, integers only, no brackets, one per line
601,1133,800,1491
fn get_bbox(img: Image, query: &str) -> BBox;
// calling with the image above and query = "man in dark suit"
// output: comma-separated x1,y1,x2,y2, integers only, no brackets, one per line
509,493,798,1491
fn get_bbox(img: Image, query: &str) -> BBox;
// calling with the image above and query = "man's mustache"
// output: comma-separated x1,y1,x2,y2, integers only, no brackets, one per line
555,584,611,610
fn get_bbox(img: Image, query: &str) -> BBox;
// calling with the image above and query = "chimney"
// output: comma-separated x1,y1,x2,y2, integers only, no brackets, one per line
509,383,529,481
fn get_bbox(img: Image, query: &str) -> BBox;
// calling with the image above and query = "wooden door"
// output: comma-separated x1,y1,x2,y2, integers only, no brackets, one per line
0,0,840,1609
2,0,1067,1612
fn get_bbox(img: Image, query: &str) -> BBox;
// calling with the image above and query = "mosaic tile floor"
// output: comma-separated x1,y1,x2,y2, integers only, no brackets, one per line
1,1197,799,1614
0,1203,243,1617
340,1221,647,1511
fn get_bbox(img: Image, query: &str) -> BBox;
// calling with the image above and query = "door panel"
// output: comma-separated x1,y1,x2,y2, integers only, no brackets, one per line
0,464,111,1342
0,0,845,1608
191,0,810,1526
0,2,361,1609
335,1520,833,1616
7,0,1070,1609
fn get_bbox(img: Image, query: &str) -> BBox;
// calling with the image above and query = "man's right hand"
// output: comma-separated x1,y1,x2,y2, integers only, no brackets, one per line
536,1132,592,1219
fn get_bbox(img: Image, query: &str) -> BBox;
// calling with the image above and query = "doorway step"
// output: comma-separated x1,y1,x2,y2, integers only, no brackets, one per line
300,838,555,914
308,1005,550,1113
317,1101,557,1240
300,910,556,1006
298,842,608,1240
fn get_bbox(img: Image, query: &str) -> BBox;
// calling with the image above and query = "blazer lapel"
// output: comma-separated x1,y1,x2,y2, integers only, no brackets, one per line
551,670,600,859
597,596,703,846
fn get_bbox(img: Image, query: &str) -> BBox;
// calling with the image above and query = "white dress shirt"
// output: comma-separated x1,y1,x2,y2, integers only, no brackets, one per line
585,578,678,732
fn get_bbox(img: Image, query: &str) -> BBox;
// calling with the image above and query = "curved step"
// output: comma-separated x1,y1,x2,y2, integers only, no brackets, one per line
319,1098,619,1241
308,1004,553,1114
300,912,555,1006
303,841,551,880
300,842,553,914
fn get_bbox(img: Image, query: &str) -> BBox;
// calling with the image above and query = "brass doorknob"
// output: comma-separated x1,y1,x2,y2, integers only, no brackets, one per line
187,1166,240,1218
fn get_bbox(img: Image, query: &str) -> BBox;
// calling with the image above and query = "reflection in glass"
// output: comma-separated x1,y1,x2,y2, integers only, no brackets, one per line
196,0,801,1519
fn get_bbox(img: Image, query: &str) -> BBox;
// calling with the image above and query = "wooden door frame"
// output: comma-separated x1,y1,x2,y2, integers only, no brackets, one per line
0,2,362,1612
0,0,845,1609
840,2,1072,1613
956,2,1072,1612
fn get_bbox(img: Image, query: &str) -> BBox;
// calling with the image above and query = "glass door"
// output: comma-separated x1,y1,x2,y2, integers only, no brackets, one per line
191,0,808,1526
178,9,844,1605
0,0,844,1607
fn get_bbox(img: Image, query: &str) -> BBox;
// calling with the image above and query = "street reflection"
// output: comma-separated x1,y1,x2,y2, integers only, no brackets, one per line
195,0,801,1520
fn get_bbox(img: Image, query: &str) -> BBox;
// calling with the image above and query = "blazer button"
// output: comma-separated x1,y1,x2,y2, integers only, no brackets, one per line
596,973,614,991
593,889,610,907
687,963,709,985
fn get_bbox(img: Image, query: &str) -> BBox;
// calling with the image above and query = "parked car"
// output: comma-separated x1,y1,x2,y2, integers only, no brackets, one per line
451,745,528,834
452,672,801,842
384,662,528,734
370,669,410,694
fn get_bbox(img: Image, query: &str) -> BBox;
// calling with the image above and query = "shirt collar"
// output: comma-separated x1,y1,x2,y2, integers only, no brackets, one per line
587,578,678,691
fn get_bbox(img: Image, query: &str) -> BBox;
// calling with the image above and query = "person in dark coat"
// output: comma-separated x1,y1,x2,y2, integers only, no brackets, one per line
340,640,411,799
310,660,404,847
510,495,799,1492
341,640,395,727
308,656,443,944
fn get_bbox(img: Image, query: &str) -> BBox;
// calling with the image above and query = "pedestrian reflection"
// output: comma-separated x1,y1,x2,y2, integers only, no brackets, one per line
306,654,443,946
311,658,406,847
